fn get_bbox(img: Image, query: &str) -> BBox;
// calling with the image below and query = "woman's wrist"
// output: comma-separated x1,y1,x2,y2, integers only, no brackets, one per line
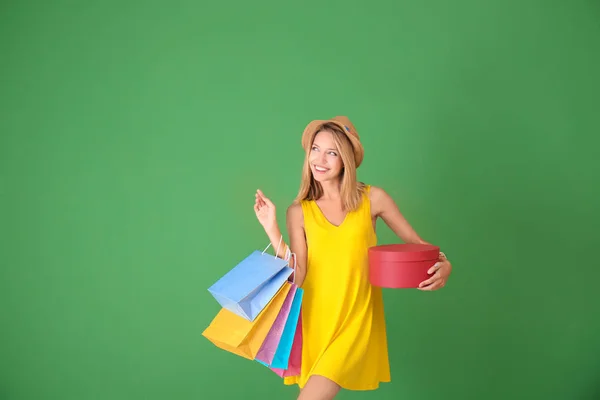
265,224,288,259
265,224,281,242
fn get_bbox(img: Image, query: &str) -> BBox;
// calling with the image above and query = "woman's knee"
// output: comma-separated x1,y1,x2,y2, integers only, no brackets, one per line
297,375,340,400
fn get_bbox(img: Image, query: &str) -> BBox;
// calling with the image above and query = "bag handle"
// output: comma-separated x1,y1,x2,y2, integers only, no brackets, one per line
282,240,297,284
261,236,297,283
261,235,283,257
289,252,297,284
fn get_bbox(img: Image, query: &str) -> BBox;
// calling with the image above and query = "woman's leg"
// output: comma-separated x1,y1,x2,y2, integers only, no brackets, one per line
297,375,341,400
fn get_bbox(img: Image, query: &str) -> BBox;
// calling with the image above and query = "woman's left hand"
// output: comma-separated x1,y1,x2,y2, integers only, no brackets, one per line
418,253,452,291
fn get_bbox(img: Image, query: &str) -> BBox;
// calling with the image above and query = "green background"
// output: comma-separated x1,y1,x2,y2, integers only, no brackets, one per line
1,0,599,399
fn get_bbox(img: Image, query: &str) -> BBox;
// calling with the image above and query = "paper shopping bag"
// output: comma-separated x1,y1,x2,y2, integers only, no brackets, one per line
270,312,302,378
269,286,303,369
202,282,292,360
255,285,297,365
208,248,293,321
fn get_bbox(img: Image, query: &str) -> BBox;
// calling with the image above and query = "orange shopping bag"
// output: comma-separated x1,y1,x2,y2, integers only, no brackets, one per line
202,282,291,360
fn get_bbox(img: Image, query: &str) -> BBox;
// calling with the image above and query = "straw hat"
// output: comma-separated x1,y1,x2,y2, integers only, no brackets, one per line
301,116,364,168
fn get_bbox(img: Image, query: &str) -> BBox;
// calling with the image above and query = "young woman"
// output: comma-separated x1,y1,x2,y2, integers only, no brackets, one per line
253,116,452,400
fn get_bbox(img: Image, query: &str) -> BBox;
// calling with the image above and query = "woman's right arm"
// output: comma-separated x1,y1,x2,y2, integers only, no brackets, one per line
255,190,308,286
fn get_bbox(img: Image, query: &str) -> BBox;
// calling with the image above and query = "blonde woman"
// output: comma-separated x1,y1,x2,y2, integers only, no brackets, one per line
254,116,452,400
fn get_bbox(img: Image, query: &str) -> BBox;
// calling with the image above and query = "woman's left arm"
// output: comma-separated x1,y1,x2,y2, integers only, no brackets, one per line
369,185,452,291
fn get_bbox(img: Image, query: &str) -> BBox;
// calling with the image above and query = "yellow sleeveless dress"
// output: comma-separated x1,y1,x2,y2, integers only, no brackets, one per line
283,185,391,390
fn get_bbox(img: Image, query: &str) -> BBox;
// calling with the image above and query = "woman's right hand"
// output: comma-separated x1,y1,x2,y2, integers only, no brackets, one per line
254,189,277,232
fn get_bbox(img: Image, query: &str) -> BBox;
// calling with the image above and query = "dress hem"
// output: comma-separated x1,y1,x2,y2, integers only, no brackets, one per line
283,373,391,391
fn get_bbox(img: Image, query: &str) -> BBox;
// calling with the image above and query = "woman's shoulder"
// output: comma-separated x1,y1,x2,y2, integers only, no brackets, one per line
361,182,385,197
364,184,392,216
286,201,305,226
287,201,303,213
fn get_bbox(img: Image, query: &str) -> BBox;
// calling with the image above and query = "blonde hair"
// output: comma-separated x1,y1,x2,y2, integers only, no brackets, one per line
295,122,366,212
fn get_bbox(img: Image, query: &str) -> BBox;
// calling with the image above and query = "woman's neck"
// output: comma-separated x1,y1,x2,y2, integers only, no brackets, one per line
319,179,342,201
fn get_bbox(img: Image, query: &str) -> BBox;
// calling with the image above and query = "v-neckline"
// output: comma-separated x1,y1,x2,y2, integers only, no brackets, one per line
313,200,348,228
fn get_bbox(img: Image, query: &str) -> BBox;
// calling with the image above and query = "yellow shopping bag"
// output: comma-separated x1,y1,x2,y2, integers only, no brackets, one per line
202,282,291,360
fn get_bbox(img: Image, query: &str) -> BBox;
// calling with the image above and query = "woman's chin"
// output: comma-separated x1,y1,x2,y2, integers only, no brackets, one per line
311,172,335,182
312,175,324,182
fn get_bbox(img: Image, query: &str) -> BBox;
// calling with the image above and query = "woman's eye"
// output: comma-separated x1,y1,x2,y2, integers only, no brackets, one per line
329,152,337,156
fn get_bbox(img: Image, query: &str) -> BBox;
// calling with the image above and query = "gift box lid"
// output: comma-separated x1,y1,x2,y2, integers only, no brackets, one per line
368,243,440,262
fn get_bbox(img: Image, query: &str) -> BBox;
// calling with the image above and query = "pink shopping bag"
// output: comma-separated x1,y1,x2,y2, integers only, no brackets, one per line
255,285,297,365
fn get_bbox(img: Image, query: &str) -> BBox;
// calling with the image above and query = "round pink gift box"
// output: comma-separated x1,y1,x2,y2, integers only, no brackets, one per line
368,244,440,288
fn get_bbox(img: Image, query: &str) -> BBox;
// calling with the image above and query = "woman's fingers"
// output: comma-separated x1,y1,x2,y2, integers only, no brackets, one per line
257,189,274,207
427,262,441,275
419,282,440,291
418,272,442,289
418,274,436,288
254,193,263,213
418,280,440,291
255,192,265,208
418,275,446,291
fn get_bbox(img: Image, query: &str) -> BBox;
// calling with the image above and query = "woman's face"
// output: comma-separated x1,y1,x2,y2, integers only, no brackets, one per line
309,130,343,182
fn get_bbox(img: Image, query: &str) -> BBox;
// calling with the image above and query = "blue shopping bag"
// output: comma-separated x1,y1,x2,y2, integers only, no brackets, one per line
208,241,293,322
257,284,303,369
